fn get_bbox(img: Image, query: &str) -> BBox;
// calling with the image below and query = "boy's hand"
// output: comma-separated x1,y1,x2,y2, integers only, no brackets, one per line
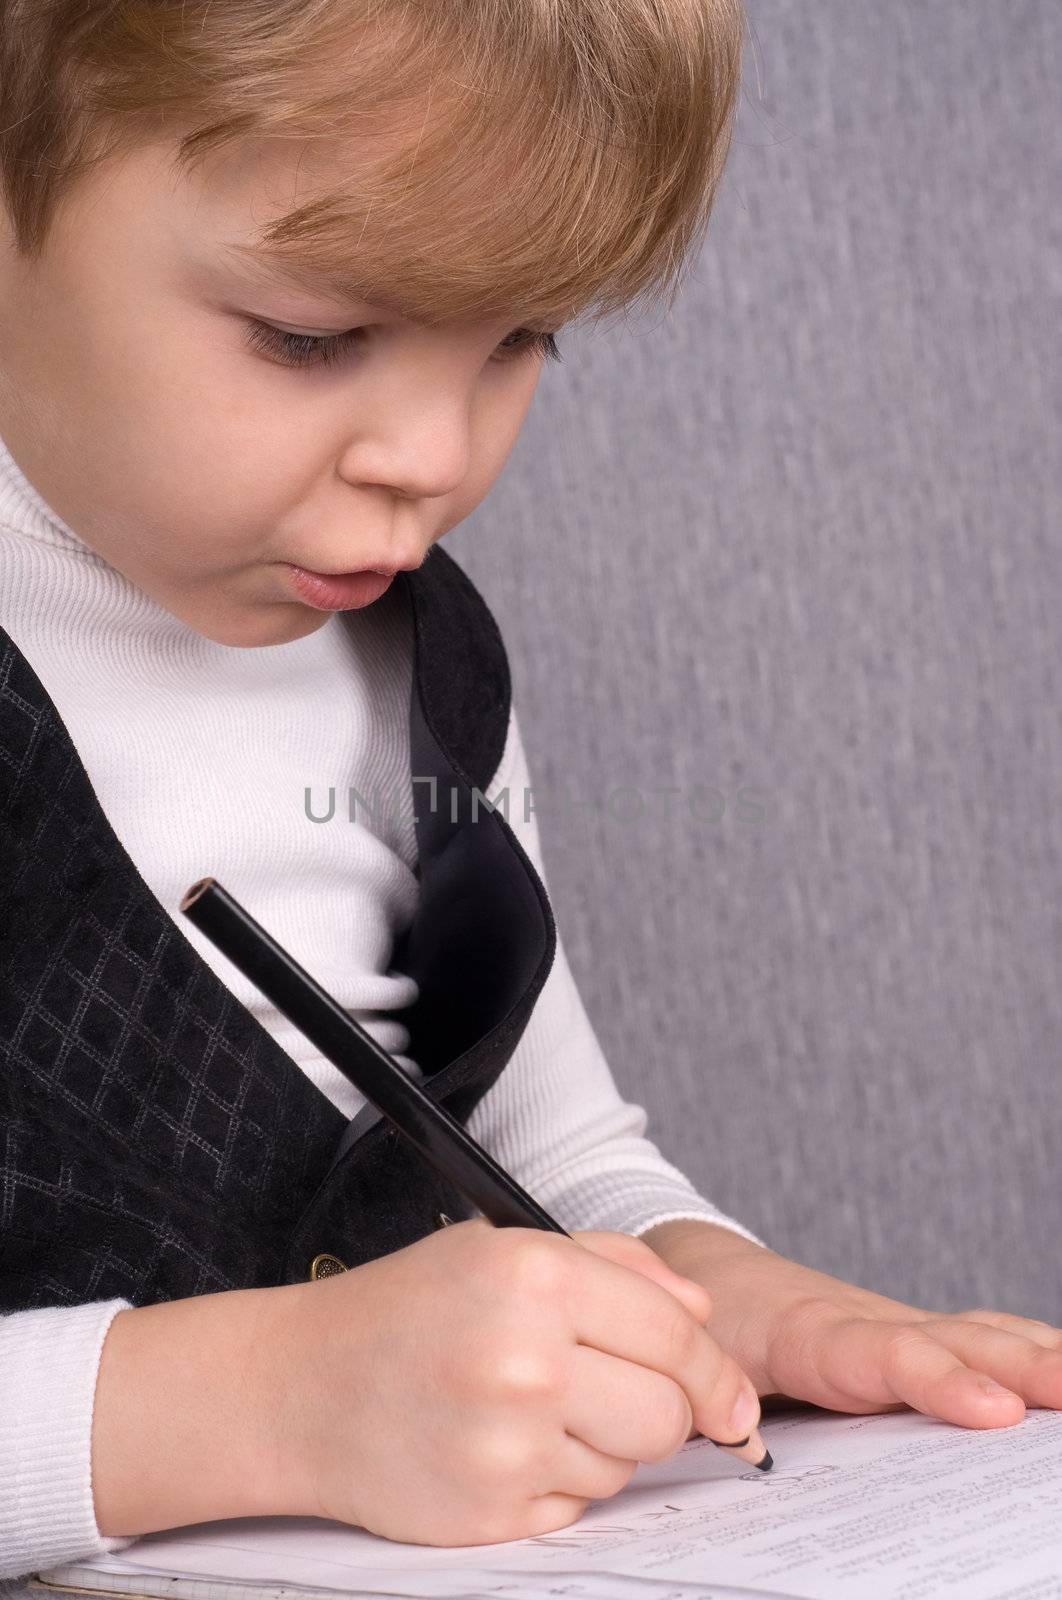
643,1220,1062,1432
264,1220,763,1547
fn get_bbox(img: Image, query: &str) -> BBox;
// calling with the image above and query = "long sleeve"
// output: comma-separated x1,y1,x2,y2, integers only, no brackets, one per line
467,705,769,1248
0,1301,138,1580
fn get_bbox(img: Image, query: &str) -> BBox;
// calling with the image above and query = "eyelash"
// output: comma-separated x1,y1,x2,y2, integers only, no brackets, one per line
243,319,563,371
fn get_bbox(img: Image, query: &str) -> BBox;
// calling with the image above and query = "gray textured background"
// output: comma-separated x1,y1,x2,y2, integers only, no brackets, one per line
7,1,1059,1589
447,0,1061,1323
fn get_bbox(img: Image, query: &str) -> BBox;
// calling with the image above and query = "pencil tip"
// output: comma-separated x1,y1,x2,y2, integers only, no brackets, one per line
755,1448,774,1472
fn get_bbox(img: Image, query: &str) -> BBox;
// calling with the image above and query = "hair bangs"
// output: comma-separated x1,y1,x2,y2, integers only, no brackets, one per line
1,0,745,332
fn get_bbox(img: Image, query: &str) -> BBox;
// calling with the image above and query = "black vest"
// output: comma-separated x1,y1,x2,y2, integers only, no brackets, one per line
0,544,557,1312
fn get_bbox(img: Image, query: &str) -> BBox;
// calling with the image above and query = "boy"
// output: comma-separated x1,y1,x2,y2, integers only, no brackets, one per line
1,0,1059,1578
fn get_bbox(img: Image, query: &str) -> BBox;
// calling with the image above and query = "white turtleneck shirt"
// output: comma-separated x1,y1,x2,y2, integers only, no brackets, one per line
0,429,766,1580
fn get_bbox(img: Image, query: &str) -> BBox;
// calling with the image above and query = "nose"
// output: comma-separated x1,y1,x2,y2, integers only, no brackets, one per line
336,374,475,503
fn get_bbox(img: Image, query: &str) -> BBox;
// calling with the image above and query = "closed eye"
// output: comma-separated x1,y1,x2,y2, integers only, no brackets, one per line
242,319,562,371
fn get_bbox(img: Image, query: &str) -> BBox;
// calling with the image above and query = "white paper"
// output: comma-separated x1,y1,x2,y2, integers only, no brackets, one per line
37,1405,1062,1600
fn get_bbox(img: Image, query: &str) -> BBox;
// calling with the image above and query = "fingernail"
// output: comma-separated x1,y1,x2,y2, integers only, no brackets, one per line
707,1424,772,1471
727,1385,761,1434
978,1378,1015,1396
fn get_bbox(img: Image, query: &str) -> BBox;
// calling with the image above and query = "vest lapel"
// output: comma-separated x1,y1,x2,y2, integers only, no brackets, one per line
322,551,557,1171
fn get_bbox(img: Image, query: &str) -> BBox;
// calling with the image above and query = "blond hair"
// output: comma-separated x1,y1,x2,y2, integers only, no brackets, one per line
0,0,744,333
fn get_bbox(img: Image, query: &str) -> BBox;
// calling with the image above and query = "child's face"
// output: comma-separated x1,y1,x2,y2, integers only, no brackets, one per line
0,134,548,646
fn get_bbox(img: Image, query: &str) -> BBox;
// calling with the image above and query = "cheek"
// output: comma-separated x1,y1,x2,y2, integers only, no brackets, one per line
479,364,543,483
72,285,295,480
470,361,542,473
108,341,326,546
430,375,537,539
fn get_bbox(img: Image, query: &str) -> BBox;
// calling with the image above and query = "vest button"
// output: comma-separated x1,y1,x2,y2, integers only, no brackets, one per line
308,1252,348,1280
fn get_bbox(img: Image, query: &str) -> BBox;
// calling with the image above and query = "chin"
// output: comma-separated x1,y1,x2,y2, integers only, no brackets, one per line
187,605,329,650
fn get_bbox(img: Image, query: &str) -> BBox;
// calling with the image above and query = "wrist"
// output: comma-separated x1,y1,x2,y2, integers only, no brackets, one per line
92,1281,305,1536
641,1218,772,1276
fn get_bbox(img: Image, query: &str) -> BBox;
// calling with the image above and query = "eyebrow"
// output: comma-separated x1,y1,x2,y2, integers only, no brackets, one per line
214,241,559,337
220,242,436,325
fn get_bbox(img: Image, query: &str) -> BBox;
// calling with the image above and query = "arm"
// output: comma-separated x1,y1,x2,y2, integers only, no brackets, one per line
88,1283,301,1539
7,1251,755,1565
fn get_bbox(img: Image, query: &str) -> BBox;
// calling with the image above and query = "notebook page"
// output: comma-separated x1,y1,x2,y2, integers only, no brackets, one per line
31,1578,769,1600
36,1405,1062,1600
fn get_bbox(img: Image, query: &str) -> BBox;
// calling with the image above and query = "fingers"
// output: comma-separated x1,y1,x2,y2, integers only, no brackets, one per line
565,1241,760,1446
910,1318,1062,1413
547,1434,638,1502
518,1493,592,1540
875,1328,1025,1426
574,1230,712,1325
829,1317,1062,1428
946,1308,1062,1352
563,1345,694,1463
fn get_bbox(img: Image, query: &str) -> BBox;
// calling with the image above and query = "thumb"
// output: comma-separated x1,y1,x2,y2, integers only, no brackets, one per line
572,1228,713,1325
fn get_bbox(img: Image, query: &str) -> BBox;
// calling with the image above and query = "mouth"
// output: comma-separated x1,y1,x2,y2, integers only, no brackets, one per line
281,562,403,612
302,562,406,578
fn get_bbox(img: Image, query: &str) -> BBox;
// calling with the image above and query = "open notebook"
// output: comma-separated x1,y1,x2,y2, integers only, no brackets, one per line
32,1404,1062,1600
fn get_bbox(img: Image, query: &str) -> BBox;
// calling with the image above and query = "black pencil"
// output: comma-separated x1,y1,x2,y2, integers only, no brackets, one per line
178,874,772,1473
179,875,566,1233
